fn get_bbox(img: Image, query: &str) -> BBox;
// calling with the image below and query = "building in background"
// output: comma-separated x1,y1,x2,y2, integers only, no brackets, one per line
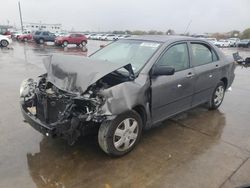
23,22,62,33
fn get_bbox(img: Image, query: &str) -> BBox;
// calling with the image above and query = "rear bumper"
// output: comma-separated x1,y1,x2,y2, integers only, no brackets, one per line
21,101,56,137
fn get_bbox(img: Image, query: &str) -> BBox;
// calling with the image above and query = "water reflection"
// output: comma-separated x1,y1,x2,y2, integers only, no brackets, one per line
26,107,226,188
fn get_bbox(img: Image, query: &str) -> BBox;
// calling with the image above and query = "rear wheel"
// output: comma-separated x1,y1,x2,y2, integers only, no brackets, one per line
23,37,28,42
208,81,225,110
98,111,142,156
0,40,9,47
81,41,87,47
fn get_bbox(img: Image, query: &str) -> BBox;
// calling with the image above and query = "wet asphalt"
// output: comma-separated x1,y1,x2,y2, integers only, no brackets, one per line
0,41,250,188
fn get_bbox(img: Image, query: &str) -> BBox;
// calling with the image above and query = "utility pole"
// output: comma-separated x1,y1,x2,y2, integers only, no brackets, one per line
18,1,24,32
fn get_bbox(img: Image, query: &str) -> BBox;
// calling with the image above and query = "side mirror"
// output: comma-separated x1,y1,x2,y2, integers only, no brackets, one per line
152,66,175,76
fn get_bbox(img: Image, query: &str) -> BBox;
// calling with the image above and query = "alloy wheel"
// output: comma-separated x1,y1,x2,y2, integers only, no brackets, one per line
214,85,224,106
113,118,139,151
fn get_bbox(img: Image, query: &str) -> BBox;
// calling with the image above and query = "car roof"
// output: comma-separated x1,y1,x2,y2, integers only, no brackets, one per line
126,35,196,43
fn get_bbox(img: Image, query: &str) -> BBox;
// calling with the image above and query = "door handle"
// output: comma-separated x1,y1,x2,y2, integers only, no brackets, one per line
186,72,194,78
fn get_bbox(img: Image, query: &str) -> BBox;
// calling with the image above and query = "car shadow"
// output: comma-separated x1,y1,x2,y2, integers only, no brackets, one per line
26,107,226,188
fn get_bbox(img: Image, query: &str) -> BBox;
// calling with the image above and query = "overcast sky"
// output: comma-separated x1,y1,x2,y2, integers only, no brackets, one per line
1,0,249,33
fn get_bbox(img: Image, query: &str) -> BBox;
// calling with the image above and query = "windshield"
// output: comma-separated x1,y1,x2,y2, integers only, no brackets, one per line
91,40,161,73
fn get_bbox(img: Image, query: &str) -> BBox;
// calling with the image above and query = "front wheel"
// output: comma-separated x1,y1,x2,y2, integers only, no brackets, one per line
63,41,68,47
98,111,142,156
208,81,225,110
0,40,9,47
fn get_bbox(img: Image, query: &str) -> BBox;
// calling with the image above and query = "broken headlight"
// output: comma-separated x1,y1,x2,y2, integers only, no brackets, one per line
20,78,36,98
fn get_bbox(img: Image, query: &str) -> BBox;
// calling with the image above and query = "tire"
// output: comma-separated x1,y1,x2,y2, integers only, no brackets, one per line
23,37,28,42
208,81,225,110
98,110,143,157
81,41,87,47
63,41,68,47
0,40,9,47
39,38,44,44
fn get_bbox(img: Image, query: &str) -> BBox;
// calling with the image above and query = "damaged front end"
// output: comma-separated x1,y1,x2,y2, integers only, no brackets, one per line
20,55,136,145
20,75,108,145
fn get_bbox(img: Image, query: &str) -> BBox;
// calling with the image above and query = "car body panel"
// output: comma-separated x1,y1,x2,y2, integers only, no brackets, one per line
43,54,133,94
151,68,195,123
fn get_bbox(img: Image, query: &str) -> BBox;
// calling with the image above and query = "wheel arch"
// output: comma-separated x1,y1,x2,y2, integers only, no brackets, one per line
132,105,147,128
220,77,228,89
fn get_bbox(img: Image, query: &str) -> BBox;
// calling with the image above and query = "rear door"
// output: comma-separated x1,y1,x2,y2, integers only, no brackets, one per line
151,42,195,123
189,42,220,106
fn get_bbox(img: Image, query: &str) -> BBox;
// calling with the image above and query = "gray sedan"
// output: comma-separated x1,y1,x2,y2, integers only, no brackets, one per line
20,36,235,156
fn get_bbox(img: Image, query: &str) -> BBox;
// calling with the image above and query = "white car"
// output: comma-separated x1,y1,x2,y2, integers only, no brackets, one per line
103,34,117,41
214,39,230,48
88,34,97,40
206,38,217,45
0,35,12,47
228,38,240,47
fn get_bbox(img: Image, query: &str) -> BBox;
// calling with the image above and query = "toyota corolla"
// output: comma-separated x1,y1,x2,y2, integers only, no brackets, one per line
20,36,235,156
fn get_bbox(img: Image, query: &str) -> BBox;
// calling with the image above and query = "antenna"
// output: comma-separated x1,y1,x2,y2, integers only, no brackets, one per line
184,20,192,35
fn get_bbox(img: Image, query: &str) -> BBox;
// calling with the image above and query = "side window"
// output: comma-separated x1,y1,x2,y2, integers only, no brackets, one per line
157,43,189,72
43,32,49,36
191,43,218,66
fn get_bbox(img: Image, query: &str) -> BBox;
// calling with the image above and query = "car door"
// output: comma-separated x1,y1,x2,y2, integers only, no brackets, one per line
190,42,220,106
69,34,76,44
42,32,49,41
48,32,55,42
151,42,195,123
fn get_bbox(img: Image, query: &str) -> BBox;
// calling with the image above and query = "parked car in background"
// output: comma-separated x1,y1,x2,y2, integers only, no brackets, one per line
20,36,235,156
11,31,22,40
84,33,91,38
104,34,117,41
89,33,97,40
0,34,12,47
237,39,250,48
96,34,106,40
55,33,87,47
33,31,56,44
12,30,31,40
205,38,217,45
228,38,240,47
117,35,131,40
18,33,33,42
214,39,230,48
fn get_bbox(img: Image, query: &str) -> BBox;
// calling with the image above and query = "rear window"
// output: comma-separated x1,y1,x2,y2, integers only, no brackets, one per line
191,43,219,67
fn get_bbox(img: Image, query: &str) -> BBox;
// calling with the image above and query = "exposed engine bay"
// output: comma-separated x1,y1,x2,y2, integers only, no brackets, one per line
21,69,132,145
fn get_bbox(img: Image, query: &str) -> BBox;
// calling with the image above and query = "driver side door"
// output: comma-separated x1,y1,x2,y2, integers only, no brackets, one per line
151,42,195,124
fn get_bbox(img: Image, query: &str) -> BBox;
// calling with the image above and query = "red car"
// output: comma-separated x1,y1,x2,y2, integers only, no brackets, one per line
18,33,33,42
55,33,87,47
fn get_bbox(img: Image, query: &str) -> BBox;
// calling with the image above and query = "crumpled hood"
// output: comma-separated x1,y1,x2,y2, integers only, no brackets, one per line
43,54,133,94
